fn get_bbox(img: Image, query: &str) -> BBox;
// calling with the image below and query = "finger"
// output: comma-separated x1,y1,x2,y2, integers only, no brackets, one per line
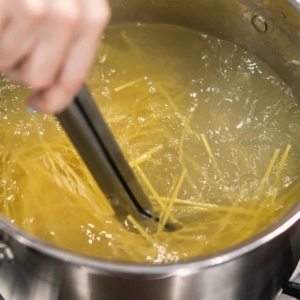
7,0,82,91
0,0,47,71
27,0,111,113
26,85,73,114
0,0,10,32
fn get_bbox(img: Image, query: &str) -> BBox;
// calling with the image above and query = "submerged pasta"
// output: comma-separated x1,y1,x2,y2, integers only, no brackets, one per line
0,23,300,263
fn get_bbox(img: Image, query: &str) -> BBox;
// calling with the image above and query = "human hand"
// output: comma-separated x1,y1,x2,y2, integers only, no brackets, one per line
0,0,111,113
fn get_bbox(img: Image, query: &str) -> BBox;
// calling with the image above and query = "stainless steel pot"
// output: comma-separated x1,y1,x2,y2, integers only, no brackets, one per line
1,0,300,299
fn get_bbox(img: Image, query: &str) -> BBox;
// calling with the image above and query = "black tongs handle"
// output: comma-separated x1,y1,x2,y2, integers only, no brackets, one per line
283,281,300,299
56,86,156,221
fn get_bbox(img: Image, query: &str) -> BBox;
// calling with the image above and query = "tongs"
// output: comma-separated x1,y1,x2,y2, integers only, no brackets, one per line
56,86,157,222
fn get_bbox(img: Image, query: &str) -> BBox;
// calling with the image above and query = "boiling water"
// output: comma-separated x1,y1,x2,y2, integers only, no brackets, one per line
0,23,299,263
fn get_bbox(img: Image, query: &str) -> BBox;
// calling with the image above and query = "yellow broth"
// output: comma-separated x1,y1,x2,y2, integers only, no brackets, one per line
0,23,299,263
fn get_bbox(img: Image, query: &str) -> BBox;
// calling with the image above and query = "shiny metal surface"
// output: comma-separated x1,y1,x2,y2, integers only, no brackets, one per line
57,86,157,222
0,0,300,299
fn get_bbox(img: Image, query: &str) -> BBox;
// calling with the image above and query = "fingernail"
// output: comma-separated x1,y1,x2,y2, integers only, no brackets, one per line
27,106,37,114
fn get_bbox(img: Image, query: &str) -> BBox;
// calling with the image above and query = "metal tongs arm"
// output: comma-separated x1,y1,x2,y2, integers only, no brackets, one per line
56,86,157,222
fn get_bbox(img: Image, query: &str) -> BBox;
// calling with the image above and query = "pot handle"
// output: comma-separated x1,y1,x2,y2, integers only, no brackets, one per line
282,281,300,299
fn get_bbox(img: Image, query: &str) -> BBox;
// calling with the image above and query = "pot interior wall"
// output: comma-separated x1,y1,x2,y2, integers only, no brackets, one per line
111,0,300,100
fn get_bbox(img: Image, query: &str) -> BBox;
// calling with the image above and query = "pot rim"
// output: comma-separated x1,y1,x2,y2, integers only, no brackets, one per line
0,201,299,275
